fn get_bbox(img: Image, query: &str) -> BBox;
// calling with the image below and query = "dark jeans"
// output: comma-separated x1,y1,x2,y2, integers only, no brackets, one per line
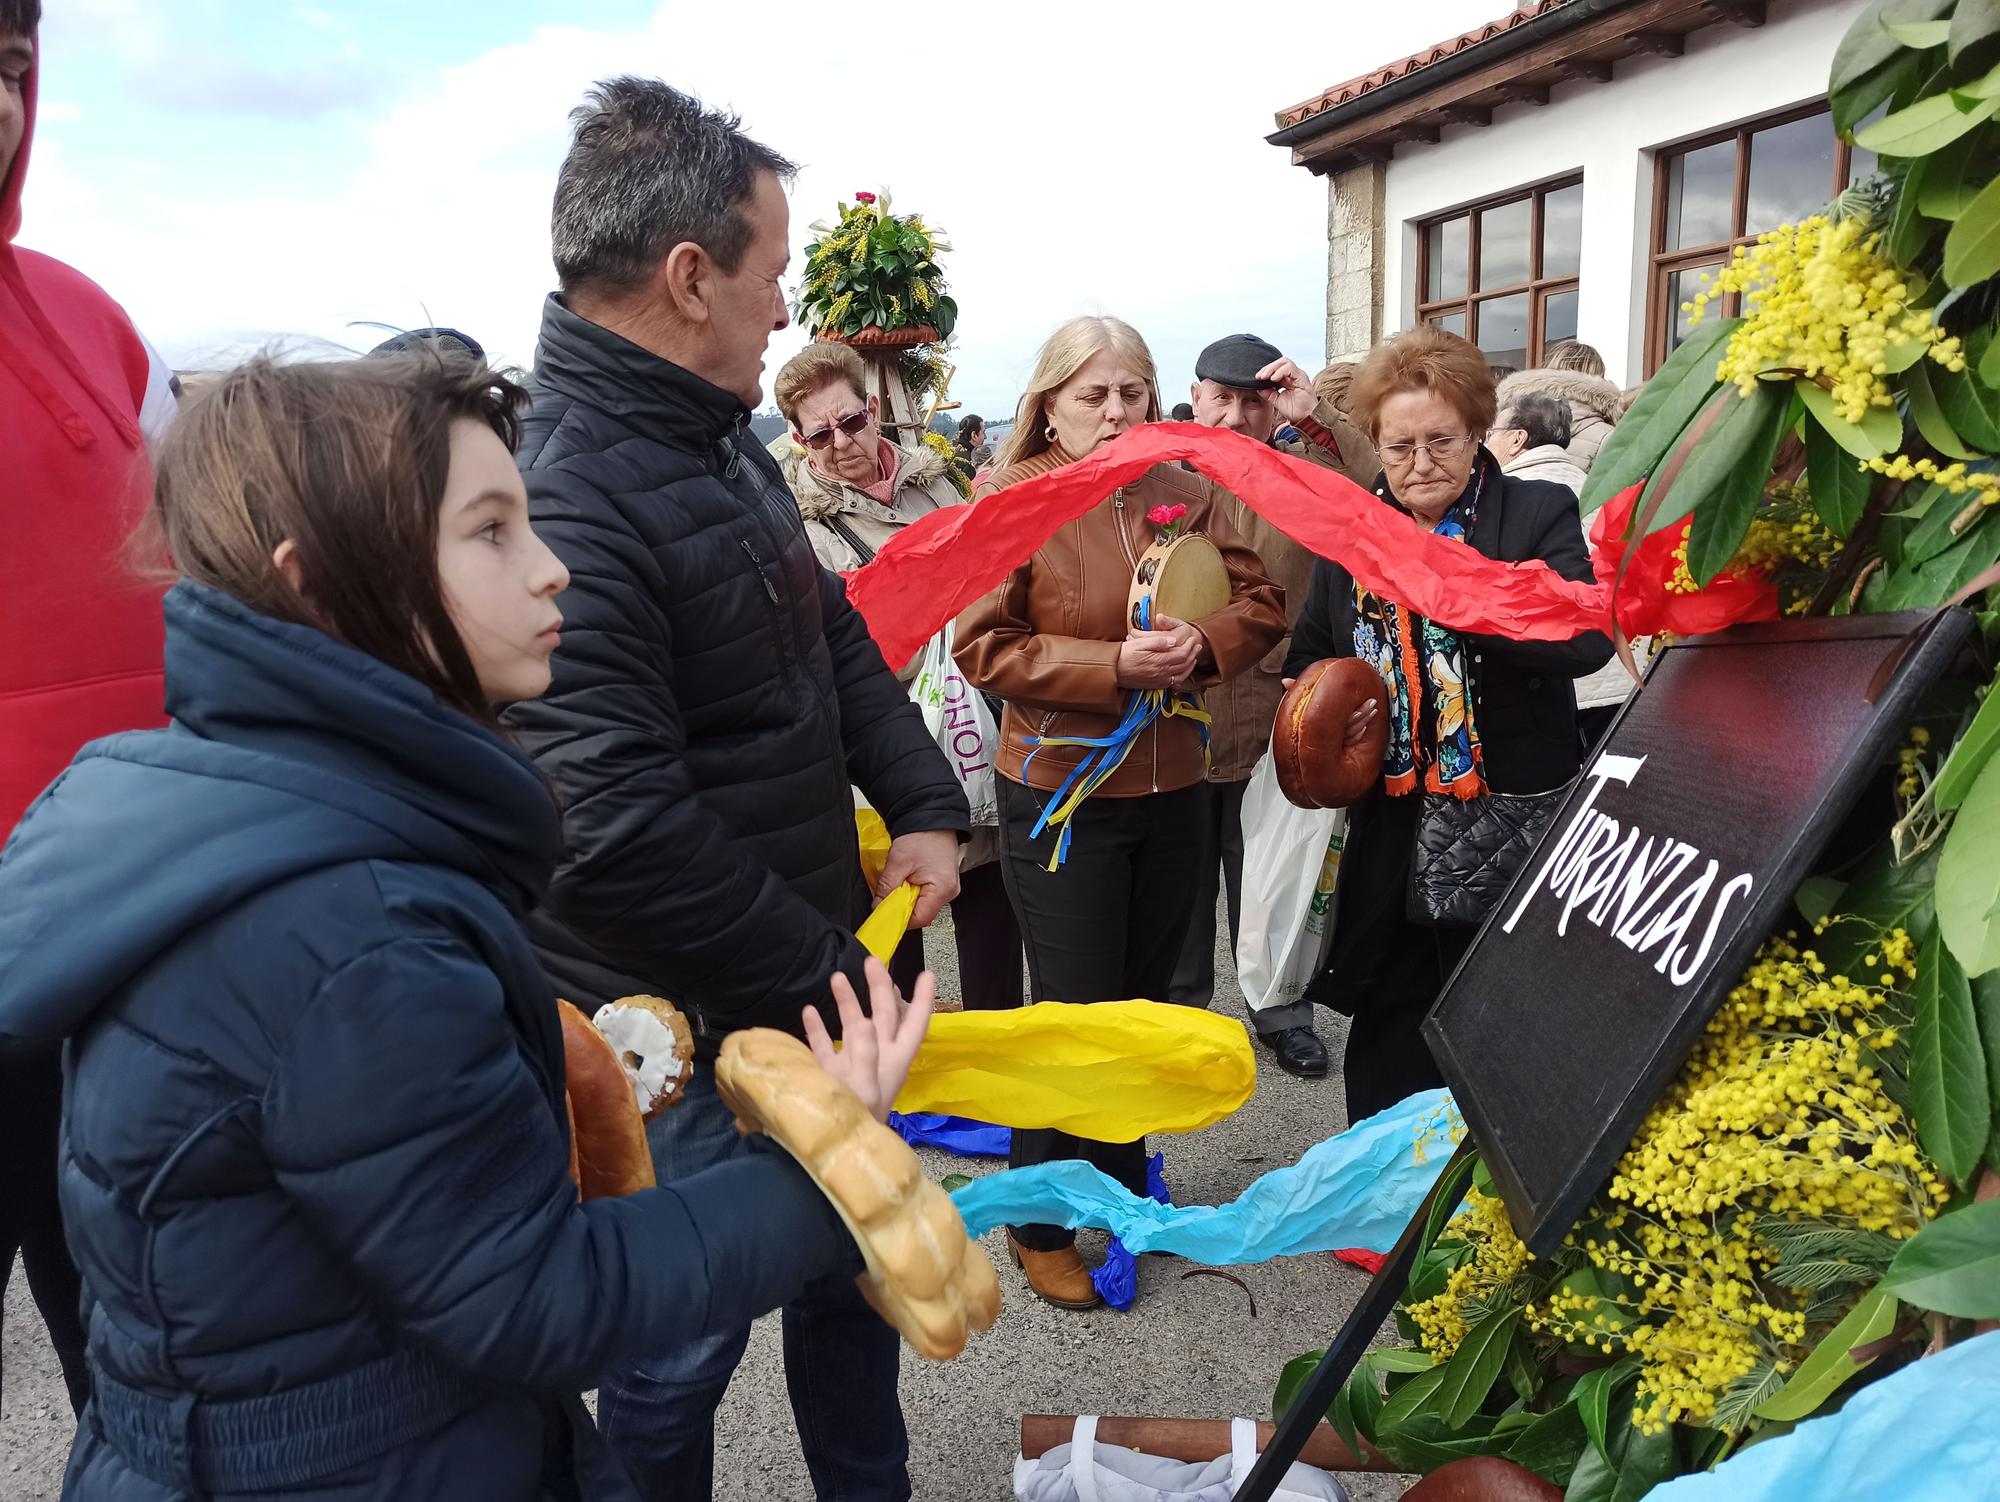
888,858,1023,1011
596,1065,908,1501
996,776,1205,1252
0,1048,89,1418
1306,792,1471,1123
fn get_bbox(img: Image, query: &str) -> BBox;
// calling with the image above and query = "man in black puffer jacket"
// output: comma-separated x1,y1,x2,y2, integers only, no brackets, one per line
501,79,966,1502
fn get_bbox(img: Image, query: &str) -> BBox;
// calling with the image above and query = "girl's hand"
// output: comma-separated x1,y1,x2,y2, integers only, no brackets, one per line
802,959,935,1122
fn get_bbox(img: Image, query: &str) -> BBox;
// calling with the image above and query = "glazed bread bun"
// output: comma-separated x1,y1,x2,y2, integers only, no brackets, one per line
1273,657,1389,809
558,999,657,1201
715,1028,1001,1360
592,994,695,1118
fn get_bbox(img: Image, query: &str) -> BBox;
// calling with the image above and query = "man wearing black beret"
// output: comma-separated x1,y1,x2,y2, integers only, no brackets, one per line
1171,334,1377,1079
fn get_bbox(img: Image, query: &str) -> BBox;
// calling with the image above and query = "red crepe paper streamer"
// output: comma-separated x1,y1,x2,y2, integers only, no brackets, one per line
1587,484,1780,637
845,425,1774,669
1333,1248,1387,1275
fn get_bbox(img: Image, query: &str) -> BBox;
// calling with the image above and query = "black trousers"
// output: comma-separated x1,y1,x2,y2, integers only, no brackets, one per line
996,776,1205,1251
1166,778,1246,1011
1306,792,1471,1124
888,858,1024,1011
0,1048,89,1416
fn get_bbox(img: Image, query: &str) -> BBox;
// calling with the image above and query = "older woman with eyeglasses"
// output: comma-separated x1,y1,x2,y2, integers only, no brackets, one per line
773,344,965,666
1285,326,1611,1123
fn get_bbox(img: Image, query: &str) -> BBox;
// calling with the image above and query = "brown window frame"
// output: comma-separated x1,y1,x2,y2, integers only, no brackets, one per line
1644,101,1865,374
1414,173,1584,368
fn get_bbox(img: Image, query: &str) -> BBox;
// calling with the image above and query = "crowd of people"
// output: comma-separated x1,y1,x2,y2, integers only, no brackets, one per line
0,3,1639,1495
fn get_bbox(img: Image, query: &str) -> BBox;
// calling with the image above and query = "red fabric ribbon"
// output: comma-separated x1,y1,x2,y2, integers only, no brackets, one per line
1586,489,1781,637
846,423,1775,669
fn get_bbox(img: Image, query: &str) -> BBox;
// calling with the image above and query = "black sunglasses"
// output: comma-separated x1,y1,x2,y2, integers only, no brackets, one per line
800,408,870,451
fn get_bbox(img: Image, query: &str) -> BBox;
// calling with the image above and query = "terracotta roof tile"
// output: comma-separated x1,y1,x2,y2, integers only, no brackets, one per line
1276,0,1572,129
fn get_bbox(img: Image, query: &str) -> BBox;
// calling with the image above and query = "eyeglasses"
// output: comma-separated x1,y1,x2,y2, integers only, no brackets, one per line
1379,435,1474,467
800,408,870,451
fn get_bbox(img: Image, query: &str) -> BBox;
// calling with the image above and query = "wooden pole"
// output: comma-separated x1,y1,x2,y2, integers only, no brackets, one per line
858,347,924,440
1237,1140,1475,1502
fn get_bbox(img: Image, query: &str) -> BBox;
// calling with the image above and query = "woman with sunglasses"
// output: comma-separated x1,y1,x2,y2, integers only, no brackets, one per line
1285,326,1611,1124
769,341,1026,1020
773,342,964,654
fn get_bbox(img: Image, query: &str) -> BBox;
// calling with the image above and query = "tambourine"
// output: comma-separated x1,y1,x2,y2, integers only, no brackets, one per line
1272,657,1389,809
1127,532,1230,632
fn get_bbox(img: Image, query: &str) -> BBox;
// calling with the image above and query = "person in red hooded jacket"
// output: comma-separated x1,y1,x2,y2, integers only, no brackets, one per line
0,0,177,1420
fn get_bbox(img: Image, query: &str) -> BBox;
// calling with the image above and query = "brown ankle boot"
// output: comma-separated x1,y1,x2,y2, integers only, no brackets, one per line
1007,1234,1102,1310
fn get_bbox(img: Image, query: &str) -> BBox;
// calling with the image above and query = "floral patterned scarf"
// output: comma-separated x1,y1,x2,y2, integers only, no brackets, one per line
1350,461,1490,800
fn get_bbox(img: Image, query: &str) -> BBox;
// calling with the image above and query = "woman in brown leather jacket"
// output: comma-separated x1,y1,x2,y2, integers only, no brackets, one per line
954,316,1285,1309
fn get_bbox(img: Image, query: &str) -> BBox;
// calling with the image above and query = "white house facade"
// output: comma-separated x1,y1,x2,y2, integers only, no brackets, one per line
1270,0,1874,385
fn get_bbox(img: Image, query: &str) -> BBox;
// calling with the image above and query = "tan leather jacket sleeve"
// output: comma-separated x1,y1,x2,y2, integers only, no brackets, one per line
953,562,1125,714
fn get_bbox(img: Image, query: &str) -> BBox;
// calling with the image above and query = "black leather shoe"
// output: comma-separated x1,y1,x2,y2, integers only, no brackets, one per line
1261,1026,1330,1078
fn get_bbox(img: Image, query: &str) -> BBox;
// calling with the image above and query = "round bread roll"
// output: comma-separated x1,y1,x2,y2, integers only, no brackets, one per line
715,1028,1001,1360
558,999,657,1201
1272,657,1389,809
592,994,695,1119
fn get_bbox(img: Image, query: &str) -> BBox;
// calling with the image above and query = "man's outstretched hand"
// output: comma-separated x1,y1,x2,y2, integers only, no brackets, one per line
878,829,961,925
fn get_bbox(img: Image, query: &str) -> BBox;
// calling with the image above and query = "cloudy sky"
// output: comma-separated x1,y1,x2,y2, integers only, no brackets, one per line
25,0,1509,420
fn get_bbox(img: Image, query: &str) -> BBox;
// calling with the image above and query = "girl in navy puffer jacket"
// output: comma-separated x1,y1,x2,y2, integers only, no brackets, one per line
0,353,931,1501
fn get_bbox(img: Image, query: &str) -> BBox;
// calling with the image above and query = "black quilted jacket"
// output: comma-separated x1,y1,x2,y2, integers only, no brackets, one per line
1285,450,1614,796
502,296,968,1046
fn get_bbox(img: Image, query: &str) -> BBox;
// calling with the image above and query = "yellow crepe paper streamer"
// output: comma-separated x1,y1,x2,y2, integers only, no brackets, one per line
847,835,1256,1140
894,1001,1255,1143
855,806,891,892
857,880,918,964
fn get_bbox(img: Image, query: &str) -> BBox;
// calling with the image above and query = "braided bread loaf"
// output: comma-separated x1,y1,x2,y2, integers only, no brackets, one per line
715,1028,1001,1360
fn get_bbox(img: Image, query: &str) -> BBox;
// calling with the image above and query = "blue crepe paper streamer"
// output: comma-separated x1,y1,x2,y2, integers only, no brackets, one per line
1092,1152,1172,1310
889,1112,1010,1157
1643,1329,2000,1502
949,1088,1458,1262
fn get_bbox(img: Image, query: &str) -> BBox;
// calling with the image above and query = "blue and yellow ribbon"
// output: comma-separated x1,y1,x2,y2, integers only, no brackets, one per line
1020,597,1213,869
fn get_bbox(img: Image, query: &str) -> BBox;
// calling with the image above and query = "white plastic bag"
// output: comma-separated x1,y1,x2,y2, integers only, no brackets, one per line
1013,1416,1351,1501
1235,752,1344,1017
911,622,999,827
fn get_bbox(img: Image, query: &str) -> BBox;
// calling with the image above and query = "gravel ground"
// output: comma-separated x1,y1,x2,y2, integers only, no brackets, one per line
2,904,1411,1500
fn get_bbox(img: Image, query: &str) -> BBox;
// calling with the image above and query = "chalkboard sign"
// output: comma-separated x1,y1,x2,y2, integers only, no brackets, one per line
1424,610,1973,1256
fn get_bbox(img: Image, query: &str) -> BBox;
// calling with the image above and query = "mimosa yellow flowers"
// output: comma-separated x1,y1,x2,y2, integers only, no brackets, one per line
1685,215,1965,425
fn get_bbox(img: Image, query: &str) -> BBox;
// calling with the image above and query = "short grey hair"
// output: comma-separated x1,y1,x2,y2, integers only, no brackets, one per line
1499,390,1572,451
551,78,796,297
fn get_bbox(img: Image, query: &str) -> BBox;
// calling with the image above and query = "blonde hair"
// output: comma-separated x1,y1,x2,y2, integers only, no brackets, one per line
1544,340,1606,377
773,342,867,428
994,316,1160,470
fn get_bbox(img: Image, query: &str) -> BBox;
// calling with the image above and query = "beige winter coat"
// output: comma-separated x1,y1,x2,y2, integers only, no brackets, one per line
1501,443,1587,496
1496,368,1625,474
787,436,963,571
783,436,965,680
